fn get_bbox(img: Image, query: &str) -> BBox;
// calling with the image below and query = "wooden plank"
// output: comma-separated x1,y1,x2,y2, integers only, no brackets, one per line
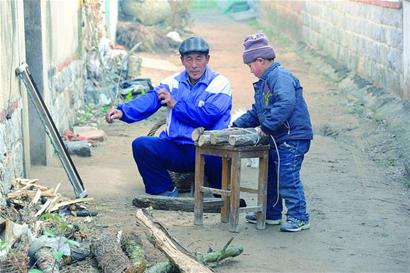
132,195,223,213
200,186,230,196
239,206,262,213
239,187,258,194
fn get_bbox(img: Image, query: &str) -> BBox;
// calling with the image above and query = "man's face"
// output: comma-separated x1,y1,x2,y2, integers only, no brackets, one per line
248,58,265,78
181,52,210,81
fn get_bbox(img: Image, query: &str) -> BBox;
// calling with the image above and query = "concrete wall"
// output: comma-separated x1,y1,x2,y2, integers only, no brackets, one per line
404,0,410,99
259,0,406,99
0,0,27,202
23,0,86,165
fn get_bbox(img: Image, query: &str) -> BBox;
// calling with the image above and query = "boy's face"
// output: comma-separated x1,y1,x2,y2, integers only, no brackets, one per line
247,58,267,79
181,52,210,81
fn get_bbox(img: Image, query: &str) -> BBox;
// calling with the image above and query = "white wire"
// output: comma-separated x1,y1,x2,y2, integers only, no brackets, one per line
270,135,281,208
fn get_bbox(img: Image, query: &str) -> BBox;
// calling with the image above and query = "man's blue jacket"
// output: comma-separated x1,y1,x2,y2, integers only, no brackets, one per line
233,62,313,144
117,66,232,144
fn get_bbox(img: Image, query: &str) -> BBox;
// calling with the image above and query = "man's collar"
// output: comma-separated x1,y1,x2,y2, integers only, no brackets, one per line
178,66,212,86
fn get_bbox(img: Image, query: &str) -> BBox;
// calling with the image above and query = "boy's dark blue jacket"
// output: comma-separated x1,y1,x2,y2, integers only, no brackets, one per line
232,62,313,144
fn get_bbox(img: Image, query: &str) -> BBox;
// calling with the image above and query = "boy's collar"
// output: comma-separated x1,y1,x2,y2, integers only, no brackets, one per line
260,62,280,80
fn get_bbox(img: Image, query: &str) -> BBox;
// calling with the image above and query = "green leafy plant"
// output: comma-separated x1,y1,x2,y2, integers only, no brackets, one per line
0,239,9,252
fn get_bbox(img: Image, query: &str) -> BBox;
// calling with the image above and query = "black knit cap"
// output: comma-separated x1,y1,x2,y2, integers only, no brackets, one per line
179,36,209,55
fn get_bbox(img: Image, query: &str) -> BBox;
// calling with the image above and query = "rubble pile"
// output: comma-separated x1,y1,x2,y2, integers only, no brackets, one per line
0,178,96,272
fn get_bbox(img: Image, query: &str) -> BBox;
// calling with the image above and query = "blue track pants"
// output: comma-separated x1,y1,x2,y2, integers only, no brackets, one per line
132,136,222,194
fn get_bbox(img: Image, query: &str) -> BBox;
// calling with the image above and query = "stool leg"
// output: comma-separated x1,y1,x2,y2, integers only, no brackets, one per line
256,153,268,230
221,158,231,223
229,154,241,233
194,149,205,225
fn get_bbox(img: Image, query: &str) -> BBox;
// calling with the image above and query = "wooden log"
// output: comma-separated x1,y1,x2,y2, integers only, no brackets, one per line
209,128,254,145
145,261,175,273
135,209,213,273
228,134,260,146
197,135,211,147
91,232,132,273
34,247,60,273
121,231,146,273
191,127,205,142
132,195,222,213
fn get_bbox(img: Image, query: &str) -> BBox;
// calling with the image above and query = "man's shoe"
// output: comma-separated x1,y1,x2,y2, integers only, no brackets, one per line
245,212,281,225
158,187,179,197
280,217,310,232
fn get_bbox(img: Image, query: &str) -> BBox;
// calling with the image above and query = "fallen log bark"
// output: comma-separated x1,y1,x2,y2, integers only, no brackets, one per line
197,135,211,147
191,127,205,142
121,231,146,273
132,195,222,213
135,209,213,273
91,232,132,273
34,247,60,273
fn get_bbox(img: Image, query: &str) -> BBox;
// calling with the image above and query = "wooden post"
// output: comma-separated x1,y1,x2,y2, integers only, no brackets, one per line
229,153,241,233
256,152,268,230
135,209,213,273
194,147,205,225
220,158,231,223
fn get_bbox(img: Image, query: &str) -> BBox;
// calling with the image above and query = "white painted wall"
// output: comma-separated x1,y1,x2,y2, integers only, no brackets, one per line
403,0,410,99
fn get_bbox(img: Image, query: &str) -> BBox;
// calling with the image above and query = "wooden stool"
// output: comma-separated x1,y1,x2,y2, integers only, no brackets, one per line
194,144,269,232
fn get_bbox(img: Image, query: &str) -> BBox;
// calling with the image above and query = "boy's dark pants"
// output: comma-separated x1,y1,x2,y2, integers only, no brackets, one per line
267,139,310,221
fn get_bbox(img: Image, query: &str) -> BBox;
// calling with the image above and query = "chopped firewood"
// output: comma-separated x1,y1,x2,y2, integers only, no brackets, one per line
132,195,222,213
197,134,211,147
35,200,52,217
135,209,213,273
48,197,94,212
228,133,261,146
46,194,63,213
191,127,205,142
31,189,42,204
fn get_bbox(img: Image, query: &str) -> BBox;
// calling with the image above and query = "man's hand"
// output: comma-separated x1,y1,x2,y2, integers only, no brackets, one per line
106,109,123,123
158,88,176,109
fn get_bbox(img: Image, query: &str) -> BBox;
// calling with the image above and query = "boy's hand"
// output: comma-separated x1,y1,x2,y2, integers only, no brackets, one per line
106,109,123,123
158,88,176,109
256,127,267,138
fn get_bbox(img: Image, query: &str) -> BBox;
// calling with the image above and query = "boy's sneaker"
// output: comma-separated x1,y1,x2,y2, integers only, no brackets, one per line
280,216,310,232
245,212,281,225
158,187,179,197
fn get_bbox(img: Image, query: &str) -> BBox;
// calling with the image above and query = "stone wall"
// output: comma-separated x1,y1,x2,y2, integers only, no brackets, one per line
259,0,405,99
0,0,27,202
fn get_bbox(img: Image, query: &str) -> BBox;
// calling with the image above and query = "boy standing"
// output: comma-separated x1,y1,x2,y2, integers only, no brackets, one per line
232,33,313,232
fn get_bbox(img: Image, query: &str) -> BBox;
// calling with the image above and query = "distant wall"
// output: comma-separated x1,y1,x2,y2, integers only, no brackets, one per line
0,0,27,202
259,0,406,99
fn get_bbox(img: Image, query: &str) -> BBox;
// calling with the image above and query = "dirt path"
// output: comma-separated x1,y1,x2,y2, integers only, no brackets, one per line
32,11,409,272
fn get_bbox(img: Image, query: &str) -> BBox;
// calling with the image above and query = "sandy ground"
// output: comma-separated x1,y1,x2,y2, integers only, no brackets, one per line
31,11,410,273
